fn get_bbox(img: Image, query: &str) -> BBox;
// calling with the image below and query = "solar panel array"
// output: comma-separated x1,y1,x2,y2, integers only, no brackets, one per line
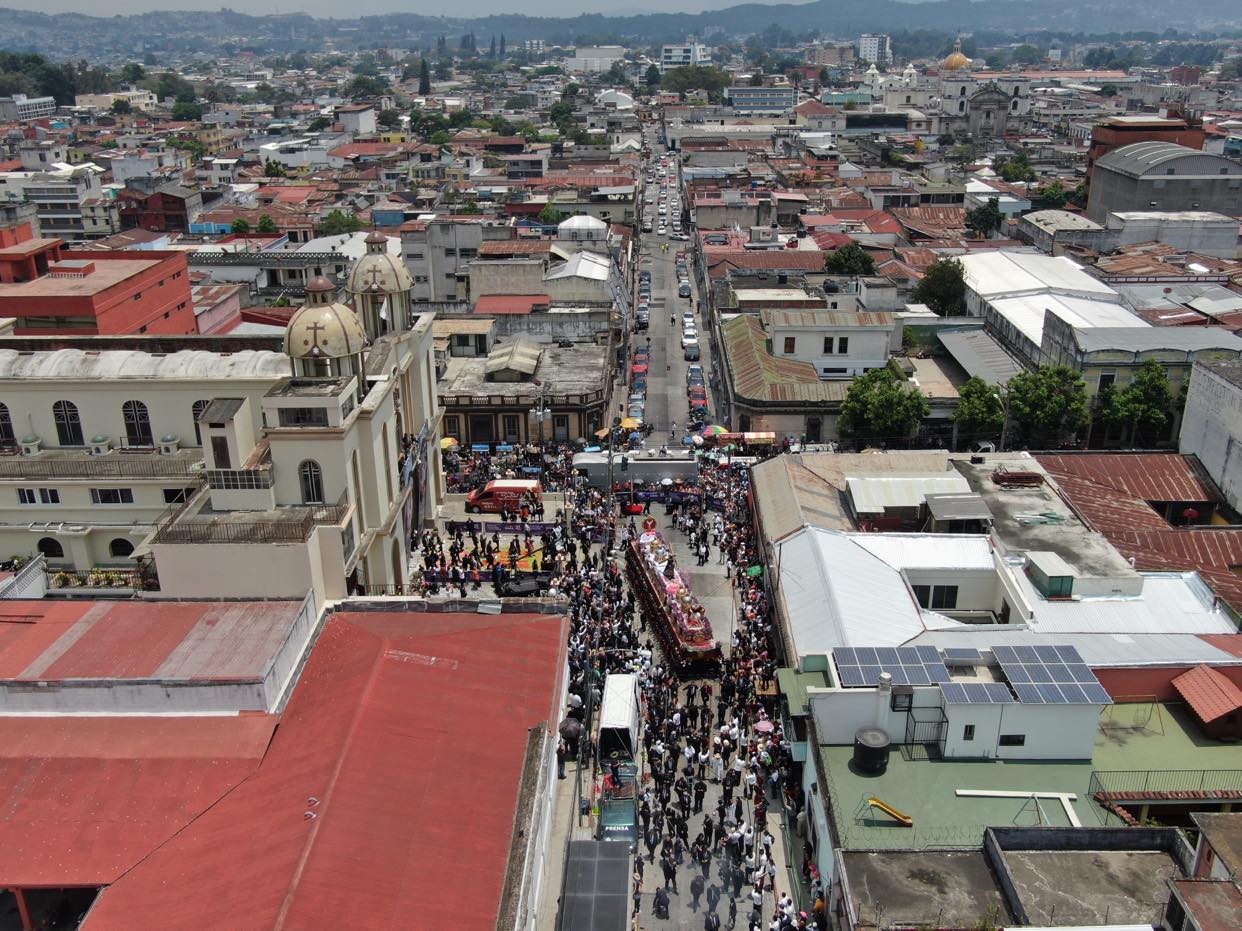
940,682,1015,704
942,647,984,665
834,646,952,688
992,644,1112,705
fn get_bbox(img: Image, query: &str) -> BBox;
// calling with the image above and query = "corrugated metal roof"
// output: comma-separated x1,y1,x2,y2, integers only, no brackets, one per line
1074,326,1242,353
86,611,567,931
485,338,542,375
776,527,947,655
1039,453,1215,505
1096,141,1240,178
1171,664,1242,724
849,532,994,570
761,309,894,328
721,314,848,404
846,474,971,513
909,628,1242,668
938,328,1026,386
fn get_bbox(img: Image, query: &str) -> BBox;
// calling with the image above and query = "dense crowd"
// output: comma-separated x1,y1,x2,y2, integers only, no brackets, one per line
442,441,581,493
556,461,825,931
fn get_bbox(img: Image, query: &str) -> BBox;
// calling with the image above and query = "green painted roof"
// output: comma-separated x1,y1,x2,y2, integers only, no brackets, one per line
777,667,831,717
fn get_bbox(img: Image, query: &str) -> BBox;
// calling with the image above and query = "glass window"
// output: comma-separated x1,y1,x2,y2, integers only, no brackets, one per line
278,407,330,428
163,487,195,504
17,488,36,505
37,537,63,559
963,725,975,741
122,400,153,446
838,337,849,354
90,488,134,505
931,585,958,610
53,400,84,446
40,489,59,504
783,336,796,354
191,400,211,445
0,402,14,445
299,460,325,504
999,734,1026,747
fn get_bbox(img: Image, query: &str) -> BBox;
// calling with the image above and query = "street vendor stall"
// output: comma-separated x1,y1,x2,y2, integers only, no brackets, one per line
625,527,721,675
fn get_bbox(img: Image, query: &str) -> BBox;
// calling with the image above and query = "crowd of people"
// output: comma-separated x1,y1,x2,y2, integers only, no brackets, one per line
551,460,825,931
442,440,581,494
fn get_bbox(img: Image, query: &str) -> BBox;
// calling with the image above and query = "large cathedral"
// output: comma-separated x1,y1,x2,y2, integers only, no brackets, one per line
863,38,1033,138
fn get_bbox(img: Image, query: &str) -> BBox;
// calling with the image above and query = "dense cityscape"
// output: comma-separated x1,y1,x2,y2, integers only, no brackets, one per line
0,5,1241,929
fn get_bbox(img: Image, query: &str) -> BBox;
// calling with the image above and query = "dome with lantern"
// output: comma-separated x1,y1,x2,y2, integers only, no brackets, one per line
942,38,970,72
345,230,413,296
284,276,368,361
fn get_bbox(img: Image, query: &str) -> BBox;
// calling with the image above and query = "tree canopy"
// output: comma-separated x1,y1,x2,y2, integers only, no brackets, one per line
1095,359,1174,446
910,258,967,316
839,367,930,447
661,66,730,102
1007,366,1090,448
965,197,1004,237
823,242,876,276
952,377,1005,448
319,210,364,236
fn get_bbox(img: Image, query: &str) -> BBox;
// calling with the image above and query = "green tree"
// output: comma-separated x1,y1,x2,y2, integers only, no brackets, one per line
965,196,1004,237
749,69,764,87
377,108,402,129
1032,181,1069,210
230,218,251,235
418,58,431,95
308,116,331,132
910,258,967,316
500,35,506,57
434,58,451,81
823,241,876,276
953,377,1005,448
263,159,287,178
995,153,1035,183
1096,359,1173,446
645,64,661,88
256,214,277,234
319,210,364,235
538,204,566,225
171,97,202,121
661,65,730,102
1099,83,1119,98
119,62,145,86
1012,44,1043,65
839,367,930,447
344,74,388,98
1007,366,1090,448
110,98,132,115
460,200,481,215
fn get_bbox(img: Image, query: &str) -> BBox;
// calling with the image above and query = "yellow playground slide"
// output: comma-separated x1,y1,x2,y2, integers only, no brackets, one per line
866,796,913,827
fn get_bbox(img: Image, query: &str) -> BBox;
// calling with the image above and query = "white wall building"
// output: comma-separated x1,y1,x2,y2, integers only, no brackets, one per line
1181,359,1242,514
763,309,897,378
568,46,626,74
661,40,712,73
857,34,892,65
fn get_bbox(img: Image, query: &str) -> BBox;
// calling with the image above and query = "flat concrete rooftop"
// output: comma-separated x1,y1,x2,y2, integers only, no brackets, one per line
1005,849,1177,926
952,454,1136,579
841,850,1013,929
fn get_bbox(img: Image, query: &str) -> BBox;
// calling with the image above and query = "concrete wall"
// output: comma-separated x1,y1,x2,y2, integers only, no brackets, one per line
1107,212,1239,258
0,675,268,714
1180,362,1242,514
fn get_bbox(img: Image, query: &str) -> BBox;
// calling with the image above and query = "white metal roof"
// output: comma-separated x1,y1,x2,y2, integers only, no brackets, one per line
598,673,638,732
545,250,610,281
989,293,1145,347
1018,571,1236,636
776,527,948,655
846,474,971,514
960,252,1119,301
849,533,995,571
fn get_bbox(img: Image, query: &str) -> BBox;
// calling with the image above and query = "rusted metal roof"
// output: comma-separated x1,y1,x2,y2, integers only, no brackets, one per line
1038,453,1214,505
85,611,567,931
1171,664,1242,724
721,314,847,405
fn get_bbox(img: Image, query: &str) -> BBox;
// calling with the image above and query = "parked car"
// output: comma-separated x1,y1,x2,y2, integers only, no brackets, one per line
681,334,698,350
678,282,692,298
686,364,704,385
684,344,701,361
682,311,695,326
496,576,550,597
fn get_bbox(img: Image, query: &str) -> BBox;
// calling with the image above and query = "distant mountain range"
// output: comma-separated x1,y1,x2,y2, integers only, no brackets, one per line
1,0,1240,57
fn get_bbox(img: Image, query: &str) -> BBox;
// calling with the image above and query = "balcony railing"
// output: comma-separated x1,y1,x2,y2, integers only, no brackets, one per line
1090,769,1242,798
0,455,203,479
206,467,274,490
45,566,158,592
152,490,349,545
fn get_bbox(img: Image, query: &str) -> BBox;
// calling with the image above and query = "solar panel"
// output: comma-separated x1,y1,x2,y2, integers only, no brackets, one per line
835,644,953,688
940,682,968,703
939,681,1015,704
985,683,1016,703
943,647,984,664
992,643,1111,705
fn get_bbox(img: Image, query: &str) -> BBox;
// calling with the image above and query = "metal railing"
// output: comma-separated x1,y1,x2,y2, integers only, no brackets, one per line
1090,769,1242,797
45,566,156,591
0,455,202,479
152,490,348,545
206,467,274,490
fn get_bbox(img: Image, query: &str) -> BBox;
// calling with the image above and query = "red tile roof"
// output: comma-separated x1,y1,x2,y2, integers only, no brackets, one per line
0,715,274,886
706,250,825,278
1171,664,1242,724
474,293,549,315
86,611,567,931
1038,453,1215,506
478,239,552,256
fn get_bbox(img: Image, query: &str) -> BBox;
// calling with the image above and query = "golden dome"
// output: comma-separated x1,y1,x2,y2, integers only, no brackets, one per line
284,277,367,360
942,38,969,72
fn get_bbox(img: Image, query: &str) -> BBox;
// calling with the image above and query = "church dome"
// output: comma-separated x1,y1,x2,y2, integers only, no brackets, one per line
345,232,413,295
284,277,367,360
942,38,970,72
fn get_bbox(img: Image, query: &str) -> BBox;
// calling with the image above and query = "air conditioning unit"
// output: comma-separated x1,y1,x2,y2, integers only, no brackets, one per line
159,434,180,456
20,436,41,456
89,435,112,456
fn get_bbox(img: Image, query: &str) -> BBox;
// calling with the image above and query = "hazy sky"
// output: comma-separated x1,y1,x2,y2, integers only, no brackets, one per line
2,0,765,16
